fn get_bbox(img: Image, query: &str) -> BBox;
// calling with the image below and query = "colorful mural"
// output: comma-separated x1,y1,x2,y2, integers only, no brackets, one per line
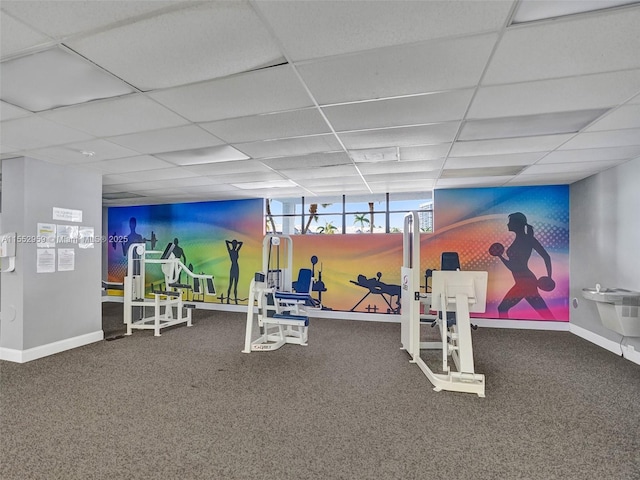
106,185,569,321
431,186,569,321
107,199,263,303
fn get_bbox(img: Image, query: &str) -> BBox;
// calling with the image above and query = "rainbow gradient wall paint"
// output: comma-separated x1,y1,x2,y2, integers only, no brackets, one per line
107,185,569,321
107,199,263,304
430,186,569,321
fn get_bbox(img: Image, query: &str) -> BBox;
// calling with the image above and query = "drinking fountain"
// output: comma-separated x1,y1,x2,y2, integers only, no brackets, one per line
582,284,640,337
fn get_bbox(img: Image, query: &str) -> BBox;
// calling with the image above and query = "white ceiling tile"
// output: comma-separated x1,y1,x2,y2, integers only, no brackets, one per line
369,179,436,192
324,90,474,132
365,171,440,183
357,161,441,175
484,6,640,84
178,184,244,195
200,108,330,143
450,134,574,157
101,173,136,185
1,1,181,41
232,179,299,190
297,34,498,104
182,159,272,177
238,187,310,199
2,1,637,202
397,159,446,172
444,152,547,169
0,101,31,121
538,146,640,164
511,1,639,24
585,104,640,131
522,159,627,175
1,47,136,112
67,2,284,90
0,115,94,149
339,123,460,150
307,184,372,194
436,176,515,187
559,128,640,149
136,187,191,197
441,166,525,178
104,167,198,183
261,152,351,170
102,184,132,194
350,147,398,163
42,95,189,137
399,144,451,161
29,139,139,165
459,109,608,141
280,165,361,181
110,177,218,191
506,173,591,185
83,155,175,174
148,65,313,123
108,125,224,155
470,70,640,119
235,134,342,159
0,10,52,58
155,145,249,166
204,171,285,184
256,1,510,61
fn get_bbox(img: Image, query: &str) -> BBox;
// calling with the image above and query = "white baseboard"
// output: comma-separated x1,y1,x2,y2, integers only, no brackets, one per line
474,318,570,331
569,323,623,356
0,330,104,363
621,343,640,365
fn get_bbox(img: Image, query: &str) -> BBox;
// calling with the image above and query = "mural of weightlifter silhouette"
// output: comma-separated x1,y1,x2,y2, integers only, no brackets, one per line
489,212,555,320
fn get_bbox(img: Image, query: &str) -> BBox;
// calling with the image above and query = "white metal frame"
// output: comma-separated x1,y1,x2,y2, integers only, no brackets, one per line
243,234,313,352
400,211,487,397
242,277,310,352
123,243,214,336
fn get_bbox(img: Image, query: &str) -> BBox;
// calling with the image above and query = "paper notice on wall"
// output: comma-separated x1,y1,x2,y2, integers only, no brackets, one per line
37,248,56,273
78,226,95,249
37,223,57,248
53,207,82,223
57,248,75,272
57,224,79,244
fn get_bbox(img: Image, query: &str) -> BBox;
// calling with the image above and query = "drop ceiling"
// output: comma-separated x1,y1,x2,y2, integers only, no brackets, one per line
1,0,639,206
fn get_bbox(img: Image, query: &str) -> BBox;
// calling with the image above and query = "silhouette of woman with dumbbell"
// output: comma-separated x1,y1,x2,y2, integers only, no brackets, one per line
489,212,555,320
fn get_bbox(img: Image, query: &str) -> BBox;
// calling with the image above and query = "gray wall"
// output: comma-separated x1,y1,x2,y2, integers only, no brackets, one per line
570,157,640,352
0,157,102,353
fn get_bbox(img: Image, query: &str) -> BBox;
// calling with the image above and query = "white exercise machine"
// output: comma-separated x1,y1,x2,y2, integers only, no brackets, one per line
123,242,215,336
400,211,488,397
243,234,317,352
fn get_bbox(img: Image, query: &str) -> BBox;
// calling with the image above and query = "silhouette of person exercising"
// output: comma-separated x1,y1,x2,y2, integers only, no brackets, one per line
496,212,555,320
226,239,243,304
122,217,143,256
171,238,186,264
123,217,144,275
170,238,187,283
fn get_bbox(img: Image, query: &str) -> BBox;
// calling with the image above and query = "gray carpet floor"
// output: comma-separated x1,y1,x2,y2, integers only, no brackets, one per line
1,303,639,480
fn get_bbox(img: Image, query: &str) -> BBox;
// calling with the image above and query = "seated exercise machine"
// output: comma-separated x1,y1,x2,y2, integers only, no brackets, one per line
400,211,488,397
123,242,215,336
243,234,318,352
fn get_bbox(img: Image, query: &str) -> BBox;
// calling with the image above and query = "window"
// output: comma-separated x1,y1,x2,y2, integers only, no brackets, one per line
265,192,433,235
